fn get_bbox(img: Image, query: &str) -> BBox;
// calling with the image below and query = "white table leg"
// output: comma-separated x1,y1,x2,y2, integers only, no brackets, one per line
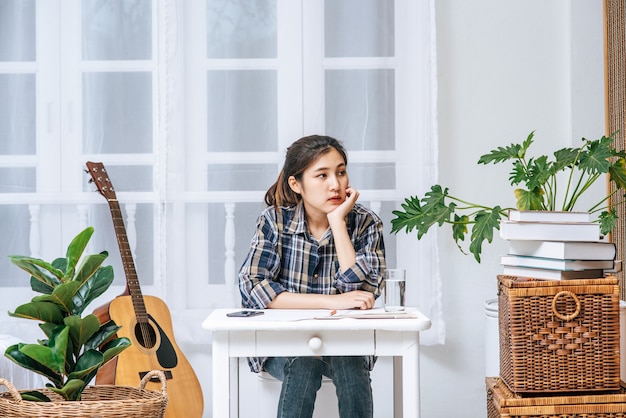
212,331,230,417
402,333,420,418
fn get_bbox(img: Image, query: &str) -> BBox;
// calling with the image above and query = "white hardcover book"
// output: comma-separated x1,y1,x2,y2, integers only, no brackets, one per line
507,210,592,223
500,254,614,271
501,265,605,281
499,220,601,242
507,240,616,260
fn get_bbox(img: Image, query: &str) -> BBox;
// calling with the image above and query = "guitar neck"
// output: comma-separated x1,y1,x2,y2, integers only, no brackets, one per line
107,199,149,323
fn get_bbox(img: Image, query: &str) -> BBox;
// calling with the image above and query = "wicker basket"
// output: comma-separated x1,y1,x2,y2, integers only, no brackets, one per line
498,275,621,394
487,377,626,418
0,370,168,418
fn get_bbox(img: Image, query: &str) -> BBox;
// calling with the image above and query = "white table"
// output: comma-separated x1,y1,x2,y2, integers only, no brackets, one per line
202,308,431,418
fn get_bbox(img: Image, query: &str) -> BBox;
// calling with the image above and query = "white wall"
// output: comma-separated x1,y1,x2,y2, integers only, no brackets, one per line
424,0,605,416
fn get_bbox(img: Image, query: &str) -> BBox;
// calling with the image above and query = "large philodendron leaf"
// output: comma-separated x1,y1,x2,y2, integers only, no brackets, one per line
9,301,64,324
514,187,545,210
100,337,132,364
64,314,100,357
32,281,81,316
609,157,626,190
4,343,63,387
72,265,114,316
468,207,503,263
63,227,94,281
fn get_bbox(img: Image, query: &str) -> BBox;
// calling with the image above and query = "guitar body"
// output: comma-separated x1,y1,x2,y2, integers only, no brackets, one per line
95,295,204,418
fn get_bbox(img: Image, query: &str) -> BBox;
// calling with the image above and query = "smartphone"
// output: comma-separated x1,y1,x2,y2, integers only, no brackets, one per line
226,310,264,317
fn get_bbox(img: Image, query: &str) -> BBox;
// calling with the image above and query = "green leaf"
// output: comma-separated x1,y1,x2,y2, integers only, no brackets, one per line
4,343,63,387
514,188,545,210
391,189,456,239
72,265,114,316
64,314,100,357
468,208,503,263
508,160,529,186
67,349,103,382
39,322,57,339
578,137,612,175
100,337,131,364
524,156,553,191
599,209,618,235
19,325,71,374
32,281,81,316
18,344,61,374
84,320,122,351
30,276,55,295
63,227,95,281
478,132,535,165
552,147,580,171
451,214,469,242
8,256,64,288
48,378,87,401
609,157,626,190
72,251,108,285
20,390,51,402
9,301,64,324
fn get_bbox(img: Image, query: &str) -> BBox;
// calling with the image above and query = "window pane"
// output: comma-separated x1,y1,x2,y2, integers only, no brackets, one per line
0,74,36,154
0,168,35,192
325,69,395,150
207,70,277,152
83,72,153,153
84,165,153,193
348,162,395,189
90,203,154,287
207,164,276,191
206,0,277,59
325,0,394,58
0,0,35,61
0,205,31,287
82,0,152,60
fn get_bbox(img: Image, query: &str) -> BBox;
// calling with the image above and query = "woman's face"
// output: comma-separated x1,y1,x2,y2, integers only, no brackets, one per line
289,148,349,216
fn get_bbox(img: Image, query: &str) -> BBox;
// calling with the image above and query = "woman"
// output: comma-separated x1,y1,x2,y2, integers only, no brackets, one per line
238,135,386,418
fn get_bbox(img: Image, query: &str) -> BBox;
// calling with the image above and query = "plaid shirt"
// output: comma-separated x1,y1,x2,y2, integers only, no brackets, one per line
238,201,386,372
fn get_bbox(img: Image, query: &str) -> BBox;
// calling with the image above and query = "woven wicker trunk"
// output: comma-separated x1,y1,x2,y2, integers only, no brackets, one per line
498,275,621,393
487,377,626,418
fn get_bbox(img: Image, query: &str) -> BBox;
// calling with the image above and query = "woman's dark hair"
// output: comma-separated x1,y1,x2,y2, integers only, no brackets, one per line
265,135,348,208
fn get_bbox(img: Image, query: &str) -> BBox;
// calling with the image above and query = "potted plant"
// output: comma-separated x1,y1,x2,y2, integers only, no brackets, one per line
3,226,132,402
390,131,626,262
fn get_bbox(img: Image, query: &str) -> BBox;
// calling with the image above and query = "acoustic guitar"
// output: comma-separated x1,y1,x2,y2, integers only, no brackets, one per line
87,161,204,418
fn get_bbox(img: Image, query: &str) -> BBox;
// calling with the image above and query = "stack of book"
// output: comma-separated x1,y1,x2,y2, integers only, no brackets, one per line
499,210,617,280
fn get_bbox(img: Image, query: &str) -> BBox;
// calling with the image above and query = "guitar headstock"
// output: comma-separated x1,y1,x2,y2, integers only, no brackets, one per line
86,161,118,201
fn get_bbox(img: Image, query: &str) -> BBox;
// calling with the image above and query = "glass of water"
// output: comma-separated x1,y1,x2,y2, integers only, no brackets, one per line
384,269,406,312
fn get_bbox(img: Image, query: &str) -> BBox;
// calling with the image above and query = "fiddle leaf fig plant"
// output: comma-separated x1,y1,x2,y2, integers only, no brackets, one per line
4,226,131,401
391,131,626,263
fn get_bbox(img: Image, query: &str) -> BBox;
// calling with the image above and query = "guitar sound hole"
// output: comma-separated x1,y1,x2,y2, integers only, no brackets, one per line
134,322,158,349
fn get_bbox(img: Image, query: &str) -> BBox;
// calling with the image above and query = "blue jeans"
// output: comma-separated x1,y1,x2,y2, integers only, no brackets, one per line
263,356,373,418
